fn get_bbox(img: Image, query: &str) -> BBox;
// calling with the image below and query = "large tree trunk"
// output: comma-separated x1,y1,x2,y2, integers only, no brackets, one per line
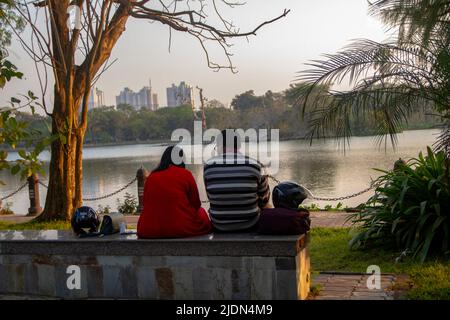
35,1,131,221
74,129,86,209
36,90,77,221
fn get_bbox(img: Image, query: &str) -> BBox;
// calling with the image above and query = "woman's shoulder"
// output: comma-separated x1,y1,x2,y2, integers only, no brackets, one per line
170,165,193,176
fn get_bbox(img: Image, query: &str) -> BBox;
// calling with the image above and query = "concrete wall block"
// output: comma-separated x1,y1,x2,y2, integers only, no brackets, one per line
86,266,104,298
0,265,7,293
32,254,96,266
103,265,123,298
136,267,157,299
205,257,243,269
37,264,56,297
172,268,194,300
2,254,30,264
134,256,166,267
7,264,26,294
193,267,232,300
244,257,276,270
155,267,175,300
275,257,296,270
250,269,275,300
54,265,88,299
166,256,206,268
275,270,297,300
0,264,26,294
24,264,39,296
120,266,138,298
231,269,250,300
97,256,133,267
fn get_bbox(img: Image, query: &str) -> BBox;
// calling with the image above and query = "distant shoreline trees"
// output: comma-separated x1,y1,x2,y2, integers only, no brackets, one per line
9,85,441,147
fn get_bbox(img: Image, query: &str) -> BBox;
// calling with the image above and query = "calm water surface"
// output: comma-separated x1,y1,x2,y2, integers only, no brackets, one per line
1,129,440,215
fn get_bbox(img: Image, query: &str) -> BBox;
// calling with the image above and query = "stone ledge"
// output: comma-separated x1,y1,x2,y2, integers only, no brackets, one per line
0,230,307,257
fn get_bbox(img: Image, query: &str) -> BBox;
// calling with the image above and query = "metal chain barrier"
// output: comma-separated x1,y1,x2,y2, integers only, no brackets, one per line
1,182,28,201
267,174,379,202
6,174,378,204
38,180,48,189
38,177,137,201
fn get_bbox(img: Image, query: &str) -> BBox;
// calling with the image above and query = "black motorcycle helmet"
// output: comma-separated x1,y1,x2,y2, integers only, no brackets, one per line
272,182,308,210
71,206,100,235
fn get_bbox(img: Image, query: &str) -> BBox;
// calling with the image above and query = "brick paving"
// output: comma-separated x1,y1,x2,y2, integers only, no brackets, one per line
310,272,397,300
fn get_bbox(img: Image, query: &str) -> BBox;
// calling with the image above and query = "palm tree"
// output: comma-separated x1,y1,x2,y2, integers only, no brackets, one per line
296,0,450,154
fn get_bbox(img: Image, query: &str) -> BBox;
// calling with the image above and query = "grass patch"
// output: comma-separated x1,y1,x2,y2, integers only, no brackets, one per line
310,227,450,299
0,220,71,231
407,264,450,300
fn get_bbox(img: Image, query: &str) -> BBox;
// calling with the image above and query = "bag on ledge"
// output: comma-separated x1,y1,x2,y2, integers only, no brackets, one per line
257,207,311,235
78,212,127,238
99,212,126,235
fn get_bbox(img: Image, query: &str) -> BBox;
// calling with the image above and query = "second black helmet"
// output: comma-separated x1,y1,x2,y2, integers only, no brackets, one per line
272,181,308,210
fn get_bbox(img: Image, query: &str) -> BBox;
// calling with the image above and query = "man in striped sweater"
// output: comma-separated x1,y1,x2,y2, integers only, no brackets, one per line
203,129,270,232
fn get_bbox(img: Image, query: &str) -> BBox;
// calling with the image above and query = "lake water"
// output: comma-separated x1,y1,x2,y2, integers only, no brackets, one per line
1,129,441,215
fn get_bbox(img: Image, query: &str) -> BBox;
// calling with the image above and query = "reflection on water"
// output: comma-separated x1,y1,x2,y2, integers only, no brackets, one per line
1,129,441,215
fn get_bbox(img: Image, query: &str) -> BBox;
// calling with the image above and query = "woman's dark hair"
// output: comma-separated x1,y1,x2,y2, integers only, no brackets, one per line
152,146,186,173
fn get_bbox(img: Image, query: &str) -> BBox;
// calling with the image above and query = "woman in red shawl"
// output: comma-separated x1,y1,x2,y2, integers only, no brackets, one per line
137,146,212,238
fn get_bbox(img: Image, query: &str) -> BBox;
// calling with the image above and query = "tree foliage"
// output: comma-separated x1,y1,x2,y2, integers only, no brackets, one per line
297,0,450,152
350,147,450,262
0,1,50,186
12,87,437,146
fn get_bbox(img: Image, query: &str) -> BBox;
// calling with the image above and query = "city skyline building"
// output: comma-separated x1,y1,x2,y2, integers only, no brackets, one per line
116,82,157,110
166,81,194,108
88,87,105,110
152,93,159,110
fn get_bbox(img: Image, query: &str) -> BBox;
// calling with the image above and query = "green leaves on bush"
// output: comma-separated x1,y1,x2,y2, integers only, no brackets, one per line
116,193,138,215
350,147,450,262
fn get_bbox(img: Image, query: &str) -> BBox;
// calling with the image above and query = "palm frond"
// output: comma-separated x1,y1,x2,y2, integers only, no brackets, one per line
368,0,450,45
296,38,444,148
434,118,450,157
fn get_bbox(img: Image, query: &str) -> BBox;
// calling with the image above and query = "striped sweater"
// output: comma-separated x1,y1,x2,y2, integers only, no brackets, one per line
203,153,270,231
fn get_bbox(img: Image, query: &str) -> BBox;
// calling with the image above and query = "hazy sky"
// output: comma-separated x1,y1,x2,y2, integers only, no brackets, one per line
3,0,392,109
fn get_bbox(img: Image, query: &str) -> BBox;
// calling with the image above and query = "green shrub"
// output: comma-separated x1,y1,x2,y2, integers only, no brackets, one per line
116,193,138,215
349,147,450,262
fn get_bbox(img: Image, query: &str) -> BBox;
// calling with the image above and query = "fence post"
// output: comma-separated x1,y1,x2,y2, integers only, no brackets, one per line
27,173,43,216
136,167,149,214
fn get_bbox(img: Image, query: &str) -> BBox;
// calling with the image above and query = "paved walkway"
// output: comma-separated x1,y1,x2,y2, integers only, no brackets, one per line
309,211,352,228
0,211,352,228
310,272,398,300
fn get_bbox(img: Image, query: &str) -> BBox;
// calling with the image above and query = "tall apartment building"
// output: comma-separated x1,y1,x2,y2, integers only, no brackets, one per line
116,86,154,110
88,87,105,110
152,93,159,110
166,81,194,108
